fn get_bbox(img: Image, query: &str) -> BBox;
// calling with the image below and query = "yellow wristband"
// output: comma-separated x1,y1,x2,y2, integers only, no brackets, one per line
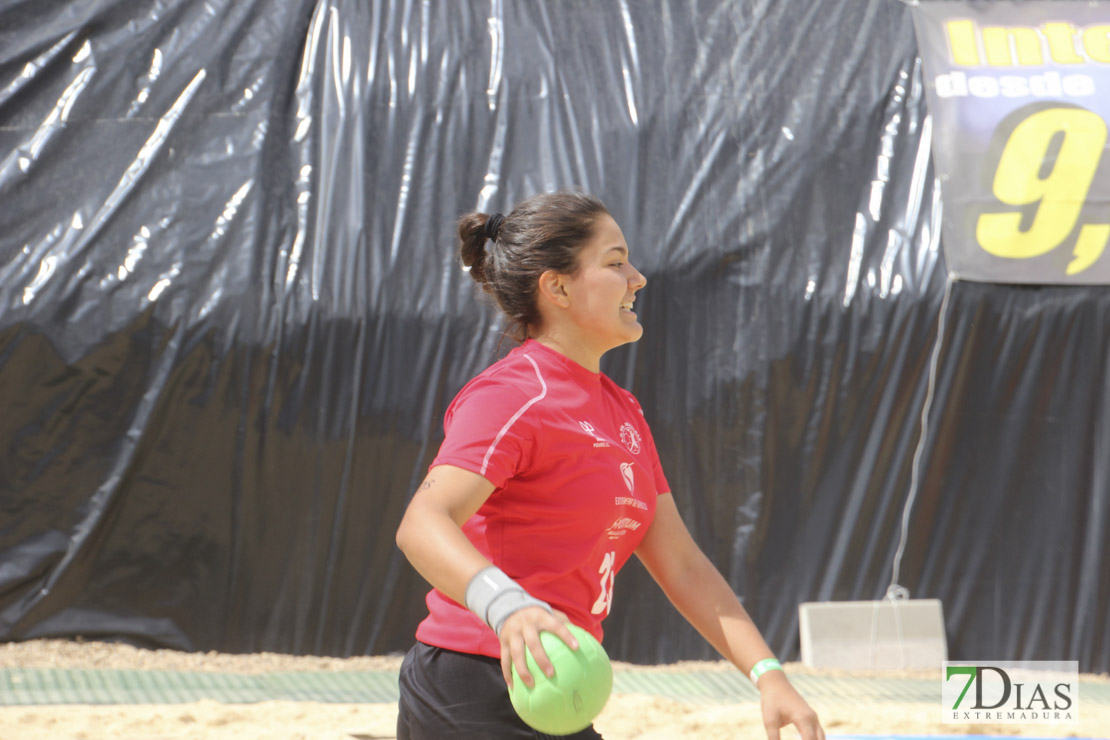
748,658,783,686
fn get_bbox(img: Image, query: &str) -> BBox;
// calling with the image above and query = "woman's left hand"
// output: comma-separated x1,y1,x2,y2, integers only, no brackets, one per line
756,670,825,740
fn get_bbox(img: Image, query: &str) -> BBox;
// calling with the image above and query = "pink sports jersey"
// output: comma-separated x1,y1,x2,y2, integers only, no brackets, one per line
414,339,670,658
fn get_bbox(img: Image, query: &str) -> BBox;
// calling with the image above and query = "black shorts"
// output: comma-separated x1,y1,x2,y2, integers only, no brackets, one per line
397,641,605,740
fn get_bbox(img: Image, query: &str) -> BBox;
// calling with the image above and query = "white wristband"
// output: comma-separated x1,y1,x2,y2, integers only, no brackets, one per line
464,566,552,635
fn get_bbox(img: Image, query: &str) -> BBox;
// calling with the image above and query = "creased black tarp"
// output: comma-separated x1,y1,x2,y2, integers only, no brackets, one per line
0,0,1106,672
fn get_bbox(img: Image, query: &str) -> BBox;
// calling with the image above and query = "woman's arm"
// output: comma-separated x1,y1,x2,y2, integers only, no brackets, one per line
395,464,578,687
635,493,825,740
395,464,495,604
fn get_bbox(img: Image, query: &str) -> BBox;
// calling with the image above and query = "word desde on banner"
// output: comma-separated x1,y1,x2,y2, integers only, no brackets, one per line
934,70,1094,99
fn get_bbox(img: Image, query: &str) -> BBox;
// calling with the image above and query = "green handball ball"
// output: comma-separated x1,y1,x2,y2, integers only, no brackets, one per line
508,624,613,736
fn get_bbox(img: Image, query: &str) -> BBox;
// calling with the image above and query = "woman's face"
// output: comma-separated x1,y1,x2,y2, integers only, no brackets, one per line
560,213,648,354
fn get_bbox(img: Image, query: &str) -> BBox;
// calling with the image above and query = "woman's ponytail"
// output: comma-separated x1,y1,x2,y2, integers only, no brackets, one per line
457,212,492,287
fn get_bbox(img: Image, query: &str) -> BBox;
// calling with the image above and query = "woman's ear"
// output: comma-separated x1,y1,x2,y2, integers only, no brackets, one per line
537,270,571,308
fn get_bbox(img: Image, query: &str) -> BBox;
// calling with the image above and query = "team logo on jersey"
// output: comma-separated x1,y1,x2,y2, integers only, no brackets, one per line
619,422,641,454
579,420,610,448
619,462,635,493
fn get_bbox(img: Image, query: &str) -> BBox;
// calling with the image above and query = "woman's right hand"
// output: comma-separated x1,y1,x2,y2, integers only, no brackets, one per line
498,606,579,688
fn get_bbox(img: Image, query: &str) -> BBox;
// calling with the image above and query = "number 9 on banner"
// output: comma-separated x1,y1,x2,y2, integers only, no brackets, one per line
977,106,1110,276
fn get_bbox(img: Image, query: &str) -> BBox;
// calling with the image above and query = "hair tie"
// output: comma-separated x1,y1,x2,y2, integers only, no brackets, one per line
484,213,505,242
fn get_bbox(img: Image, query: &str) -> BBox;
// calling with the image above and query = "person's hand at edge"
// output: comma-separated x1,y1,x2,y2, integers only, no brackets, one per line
757,669,826,740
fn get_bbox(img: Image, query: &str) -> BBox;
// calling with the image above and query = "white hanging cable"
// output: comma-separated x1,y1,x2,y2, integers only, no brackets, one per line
888,271,956,600
868,273,955,669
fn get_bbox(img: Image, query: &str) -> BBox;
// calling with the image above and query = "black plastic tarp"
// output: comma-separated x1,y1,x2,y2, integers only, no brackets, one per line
1,0,1106,672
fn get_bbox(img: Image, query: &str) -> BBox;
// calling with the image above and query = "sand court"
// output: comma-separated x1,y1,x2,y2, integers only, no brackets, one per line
1,640,1108,739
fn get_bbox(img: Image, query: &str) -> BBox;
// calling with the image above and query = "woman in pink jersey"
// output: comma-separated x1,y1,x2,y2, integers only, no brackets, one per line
395,191,825,740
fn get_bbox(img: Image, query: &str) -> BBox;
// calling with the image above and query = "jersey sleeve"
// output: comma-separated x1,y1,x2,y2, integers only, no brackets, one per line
431,376,541,489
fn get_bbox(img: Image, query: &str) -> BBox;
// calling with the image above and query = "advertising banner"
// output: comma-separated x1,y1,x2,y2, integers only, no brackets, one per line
910,1,1110,282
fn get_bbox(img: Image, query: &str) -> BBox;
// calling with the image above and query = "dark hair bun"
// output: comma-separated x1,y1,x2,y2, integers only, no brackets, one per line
457,212,490,285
